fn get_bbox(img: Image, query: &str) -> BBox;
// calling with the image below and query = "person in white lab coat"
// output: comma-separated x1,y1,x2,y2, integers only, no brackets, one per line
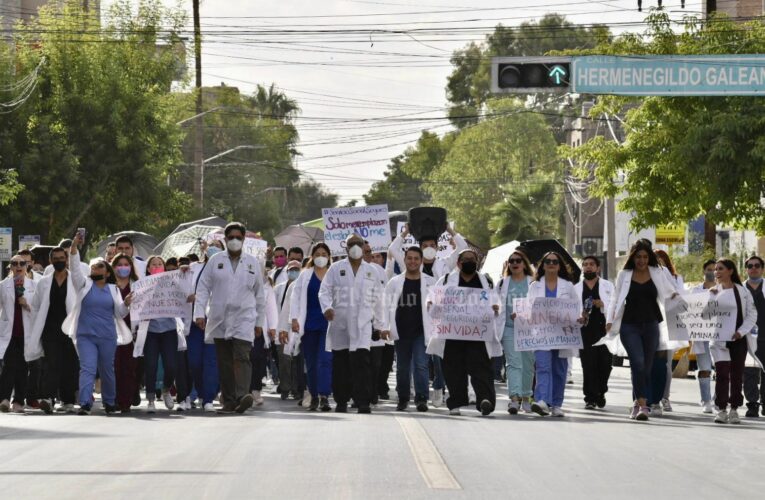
274,260,305,403
362,240,389,405
194,222,266,414
387,224,466,281
318,234,386,414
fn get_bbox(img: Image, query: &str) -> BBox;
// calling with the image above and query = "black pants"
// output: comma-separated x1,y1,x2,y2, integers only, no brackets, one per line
175,350,191,402
250,335,268,392
40,332,80,404
332,348,371,408
377,344,395,398
442,340,495,412
0,337,27,404
743,341,765,408
369,345,383,404
580,326,612,404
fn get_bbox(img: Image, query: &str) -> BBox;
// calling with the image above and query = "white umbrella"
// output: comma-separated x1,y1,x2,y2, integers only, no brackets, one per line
274,224,324,255
481,240,521,284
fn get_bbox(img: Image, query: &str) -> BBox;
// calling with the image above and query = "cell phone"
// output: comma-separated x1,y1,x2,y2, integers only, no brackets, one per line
77,227,87,241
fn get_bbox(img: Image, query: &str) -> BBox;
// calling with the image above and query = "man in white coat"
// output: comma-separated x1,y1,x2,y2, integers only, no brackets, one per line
194,222,266,414
318,234,385,414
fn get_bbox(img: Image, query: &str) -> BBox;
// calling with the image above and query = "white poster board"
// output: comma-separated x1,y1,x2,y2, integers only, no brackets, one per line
665,291,738,342
429,286,496,342
18,235,40,251
513,297,583,351
129,270,194,323
322,204,391,257
0,228,12,260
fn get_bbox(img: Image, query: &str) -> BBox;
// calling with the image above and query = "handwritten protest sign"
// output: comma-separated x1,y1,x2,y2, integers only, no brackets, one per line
395,221,454,260
513,297,583,351
207,230,267,261
130,270,193,323
429,286,496,342
665,291,737,342
322,204,391,257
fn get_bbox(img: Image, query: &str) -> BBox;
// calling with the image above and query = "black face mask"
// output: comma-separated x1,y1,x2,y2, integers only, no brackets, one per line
461,261,477,275
52,261,67,272
90,274,106,281
583,271,597,280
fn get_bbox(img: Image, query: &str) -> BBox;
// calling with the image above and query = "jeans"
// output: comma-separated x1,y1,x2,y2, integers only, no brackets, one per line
696,342,712,403
431,355,445,390
394,335,429,403
187,324,219,405
303,330,333,397
144,330,178,401
620,321,660,401
77,333,117,407
502,326,534,399
649,350,668,405
534,350,568,408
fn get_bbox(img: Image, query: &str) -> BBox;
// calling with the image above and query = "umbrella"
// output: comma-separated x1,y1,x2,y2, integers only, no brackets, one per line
481,240,521,284
154,216,227,255
96,231,159,260
155,225,223,259
274,224,324,255
517,239,581,283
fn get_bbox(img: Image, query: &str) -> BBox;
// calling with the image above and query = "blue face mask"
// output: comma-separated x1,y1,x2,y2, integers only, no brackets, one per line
287,269,300,281
207,246,222,258
750,277,764,284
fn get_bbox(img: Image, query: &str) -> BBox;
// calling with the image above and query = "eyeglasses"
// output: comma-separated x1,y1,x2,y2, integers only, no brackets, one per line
10,261,26,267
747,263,762,269
508,258,523,265
543,259,560,265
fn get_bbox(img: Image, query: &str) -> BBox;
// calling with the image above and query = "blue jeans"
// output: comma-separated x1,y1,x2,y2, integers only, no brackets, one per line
534,350,568,407
431,355,445,390
187,324,219,404
144,330,178,401
620,321,660,401
395,335,429,403
696,342,713,403
77,333,117,407
302,330,333,397
502,326,534,399
649,350,668,405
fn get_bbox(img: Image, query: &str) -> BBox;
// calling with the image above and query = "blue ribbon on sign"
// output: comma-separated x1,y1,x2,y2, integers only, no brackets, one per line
480,291,488,301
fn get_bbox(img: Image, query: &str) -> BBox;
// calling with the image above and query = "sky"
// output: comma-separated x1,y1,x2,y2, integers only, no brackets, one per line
109,0,704,205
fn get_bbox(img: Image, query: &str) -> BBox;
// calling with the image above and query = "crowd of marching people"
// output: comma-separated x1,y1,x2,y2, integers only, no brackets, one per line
1,222,763,425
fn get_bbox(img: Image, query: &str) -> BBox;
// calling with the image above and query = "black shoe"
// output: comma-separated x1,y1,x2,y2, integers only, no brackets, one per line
379,392,390,401
217,406,235,415
479,399,493,416
280,392,289,400
358,406,372,414
416,401,428,412
320,397,331,412
335,402,348,413
104,403,118,415
585,402,597,410
132,393,142,407
761,406,765,417
77,404,92,415
745,406,759,418
396,401,408,411
597,397,607,409
371,397,379,405
39,399,53,415
308,397,319,411
235,394,254,414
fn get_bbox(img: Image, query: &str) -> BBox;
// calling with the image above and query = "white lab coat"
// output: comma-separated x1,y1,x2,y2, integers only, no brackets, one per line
383,272,437,346
318,259,386,352
573,277,615,324
369,262,389,348
27,271,78,361
277,280,302,356
387,233,467,281
193,250,266,344
425,270,502,358
0,275,35,359
270,266,289,288
261,281,279,348
707,283,761,368
527,277,580,358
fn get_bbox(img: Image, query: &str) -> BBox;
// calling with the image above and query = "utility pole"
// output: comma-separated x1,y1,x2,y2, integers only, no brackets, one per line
703,0,717,252
192,0,204,211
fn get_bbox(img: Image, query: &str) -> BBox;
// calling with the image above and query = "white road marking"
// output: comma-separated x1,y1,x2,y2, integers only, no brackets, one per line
395,416,461,490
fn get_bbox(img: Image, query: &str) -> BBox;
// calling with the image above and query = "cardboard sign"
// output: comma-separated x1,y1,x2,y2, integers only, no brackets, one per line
429,286,496,342
130,270,194,323
513,297,583,351
666,291,738,342
322,204,391,257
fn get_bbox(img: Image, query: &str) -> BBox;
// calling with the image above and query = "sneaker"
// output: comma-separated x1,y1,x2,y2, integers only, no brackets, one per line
479,399,493,416
531,400,551,416
176,401,187,412
235,394,254,414
78,404,91,415
432,389,443,408
551,406,565,417
162,392,174,411
308,397,319,411
745,405,759,418
635,406,650,421
507,400,520,415
40,399,54,415
357,405,372,414
521,399,532,413
252,390,264,406
147,401,156,414
449,407,461,416
61,403,76,414
416,401,428,412
629,404,640,420
584,402,596,411
104,403,118,415
650,404,663,417
596,396,606,409
468,387,476,405
0,399,10,412
319,396,331,412
396,401,408,412
714,409,729,424
301,390,311,408
203,403,215,413
729,408,741,424
11,402,24,413
661,398,673,412
702,401,715,414
335,402,348,413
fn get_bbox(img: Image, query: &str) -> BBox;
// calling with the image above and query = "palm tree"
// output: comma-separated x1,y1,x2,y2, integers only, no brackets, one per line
488,182,560,246
248,84,299,122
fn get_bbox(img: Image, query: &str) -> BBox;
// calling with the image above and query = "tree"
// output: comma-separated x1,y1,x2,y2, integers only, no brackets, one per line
488,182,560,245
563,13,765,237
248,83,300,122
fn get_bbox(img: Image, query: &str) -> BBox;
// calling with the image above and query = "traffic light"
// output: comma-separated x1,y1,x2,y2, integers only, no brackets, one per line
491,56,572,94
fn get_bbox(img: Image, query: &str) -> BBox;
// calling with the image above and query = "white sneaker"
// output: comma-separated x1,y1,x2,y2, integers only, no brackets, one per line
147,401,156,414
521,400,532,413
302,390,312,408
714,409,728,424
176,400,188,412
531,400,551,416
650,404,663,417
729,408,741,424
203,402,215,413
661,398,673,412
702,401,714,414
449,407,461,416
468,387,476,405
60,403,76,414
162,392,174,410
551,406,565,417
252,390,264,406
432,389,443,408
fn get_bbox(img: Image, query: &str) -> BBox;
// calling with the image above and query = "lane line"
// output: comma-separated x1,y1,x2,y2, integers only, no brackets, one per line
395,416,461,490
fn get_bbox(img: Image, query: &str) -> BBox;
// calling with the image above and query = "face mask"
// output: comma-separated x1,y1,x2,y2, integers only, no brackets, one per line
287,269,300,281
115,266,131,278
149,267,164,275
207,246,222,258
90,274,105,281
750,277,764,283
274,256,287,268
461,261,477,275
348,245,363,260
704,271,715,282
422,247,438,260
227,239,243,253
313,256,328,268
583,271,597,280
52,261,67,272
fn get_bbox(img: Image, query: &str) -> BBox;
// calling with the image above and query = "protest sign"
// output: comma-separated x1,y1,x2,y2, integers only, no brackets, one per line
429,286,496,342
130,270,193,323
513,297,583,351
322,204,391,256
395,222,455,259
207,230,267,260
0,228,12,260
18,235,40,251
665,291,737,342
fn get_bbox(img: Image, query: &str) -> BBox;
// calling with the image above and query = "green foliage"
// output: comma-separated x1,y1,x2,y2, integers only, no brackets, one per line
488,182,560,245
669,246,716,286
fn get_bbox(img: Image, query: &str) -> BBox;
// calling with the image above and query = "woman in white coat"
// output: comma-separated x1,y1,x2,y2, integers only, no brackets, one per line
709,259,759,424
653,249,685,414
62,234,133,415
605,240,677,421
528,252,578,418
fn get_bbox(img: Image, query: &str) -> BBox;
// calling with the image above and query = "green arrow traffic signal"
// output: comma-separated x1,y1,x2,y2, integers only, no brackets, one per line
549,65,567,85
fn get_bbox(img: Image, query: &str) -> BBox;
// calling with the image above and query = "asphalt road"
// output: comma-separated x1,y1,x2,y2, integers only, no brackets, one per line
1,364,764,499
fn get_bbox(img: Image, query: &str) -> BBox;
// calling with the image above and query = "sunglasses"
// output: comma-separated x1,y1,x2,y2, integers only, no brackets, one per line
543,259,560,265
226,236,243,241
508,258,523,265
747,263,762,269
10,261,26,267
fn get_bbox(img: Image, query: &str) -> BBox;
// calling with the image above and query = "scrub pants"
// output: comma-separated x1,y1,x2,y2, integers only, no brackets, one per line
502,326,534,399
534,350,568,408
77,333,117,407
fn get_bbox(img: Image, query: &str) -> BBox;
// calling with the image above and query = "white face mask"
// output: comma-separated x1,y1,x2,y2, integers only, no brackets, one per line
348,246,363,260
313,256,329,268
422,247,438,260
226,239,243,252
